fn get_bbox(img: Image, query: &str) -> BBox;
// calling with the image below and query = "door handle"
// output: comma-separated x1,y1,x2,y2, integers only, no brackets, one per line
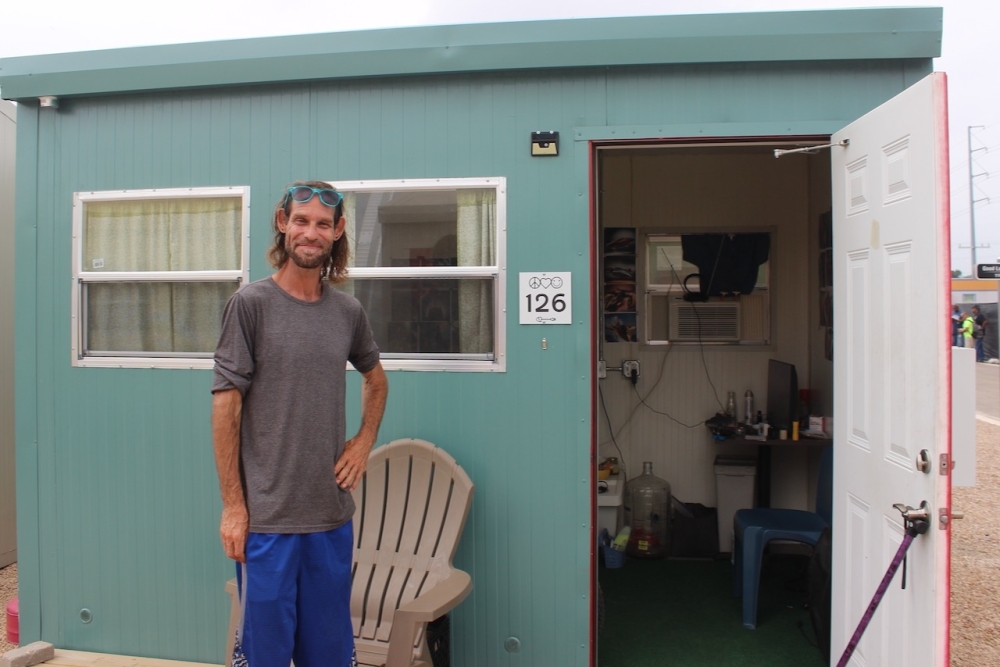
892,501,931,535
892,501,931,592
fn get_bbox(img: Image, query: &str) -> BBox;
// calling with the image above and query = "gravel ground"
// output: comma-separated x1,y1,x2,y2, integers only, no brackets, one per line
1,562,16,655
950,419,1000,665
0,423,997,662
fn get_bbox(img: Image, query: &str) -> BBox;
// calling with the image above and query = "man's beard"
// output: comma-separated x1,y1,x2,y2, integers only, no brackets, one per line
287,239,333,270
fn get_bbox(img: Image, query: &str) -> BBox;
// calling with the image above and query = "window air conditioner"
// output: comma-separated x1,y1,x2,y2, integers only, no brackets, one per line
668,300,741,342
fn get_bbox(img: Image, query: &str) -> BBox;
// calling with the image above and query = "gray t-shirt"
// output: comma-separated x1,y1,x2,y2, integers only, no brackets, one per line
212,277,380,533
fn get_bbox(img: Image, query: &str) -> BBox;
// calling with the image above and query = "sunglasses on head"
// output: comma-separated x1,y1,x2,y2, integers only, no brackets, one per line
285,186,343,208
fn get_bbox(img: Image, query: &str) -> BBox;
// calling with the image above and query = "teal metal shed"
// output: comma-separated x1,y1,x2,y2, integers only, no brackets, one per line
1,8,946,666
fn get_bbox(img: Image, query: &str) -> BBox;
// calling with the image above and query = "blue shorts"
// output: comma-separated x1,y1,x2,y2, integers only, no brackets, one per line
236,523,356,667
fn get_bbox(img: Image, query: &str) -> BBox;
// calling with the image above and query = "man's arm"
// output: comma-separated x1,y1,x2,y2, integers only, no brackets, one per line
335,362,389,492
212,388,249,563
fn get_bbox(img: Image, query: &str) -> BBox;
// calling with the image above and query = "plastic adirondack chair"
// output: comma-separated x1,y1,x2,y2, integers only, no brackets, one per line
351,438,474,666
731,446,833,629
225,438,474,667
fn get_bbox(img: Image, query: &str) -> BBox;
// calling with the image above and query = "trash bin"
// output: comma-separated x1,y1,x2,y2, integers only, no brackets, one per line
670,502,719,558
427,615,450,667
5,597,17,645
714,457,757,553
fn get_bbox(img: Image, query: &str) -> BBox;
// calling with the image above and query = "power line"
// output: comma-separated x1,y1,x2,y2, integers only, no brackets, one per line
960,125,990,273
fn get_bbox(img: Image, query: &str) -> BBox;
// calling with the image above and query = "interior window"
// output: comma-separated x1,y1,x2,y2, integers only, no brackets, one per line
643,233,771,345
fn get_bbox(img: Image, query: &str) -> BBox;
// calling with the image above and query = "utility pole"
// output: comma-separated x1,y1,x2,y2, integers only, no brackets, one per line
963,125,990,275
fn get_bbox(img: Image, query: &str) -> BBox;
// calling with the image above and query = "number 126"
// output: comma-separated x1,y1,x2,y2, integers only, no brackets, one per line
526,293,567,313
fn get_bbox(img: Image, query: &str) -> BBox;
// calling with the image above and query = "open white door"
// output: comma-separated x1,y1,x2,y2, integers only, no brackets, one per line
831,73,951,666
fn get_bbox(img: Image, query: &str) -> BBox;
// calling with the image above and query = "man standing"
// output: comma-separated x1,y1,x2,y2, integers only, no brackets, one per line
960,311,975,350
212,181,388,667
972,305,988,362
952,305,962,347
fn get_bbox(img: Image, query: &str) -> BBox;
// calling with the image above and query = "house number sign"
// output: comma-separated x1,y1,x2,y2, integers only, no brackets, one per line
519,272,572,324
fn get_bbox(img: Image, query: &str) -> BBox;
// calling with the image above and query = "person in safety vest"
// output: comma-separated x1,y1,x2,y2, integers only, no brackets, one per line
960,312,975,349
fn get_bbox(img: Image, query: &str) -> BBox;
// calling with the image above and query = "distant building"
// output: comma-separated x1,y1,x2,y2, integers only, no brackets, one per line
952,278,998,305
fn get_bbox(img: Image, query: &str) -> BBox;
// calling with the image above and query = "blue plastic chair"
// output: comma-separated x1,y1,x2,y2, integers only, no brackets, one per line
732,446,832,629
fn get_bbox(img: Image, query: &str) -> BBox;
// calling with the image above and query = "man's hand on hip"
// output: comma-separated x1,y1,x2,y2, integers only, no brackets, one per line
220,504,249,563
336,362,388,492
335,435,374,492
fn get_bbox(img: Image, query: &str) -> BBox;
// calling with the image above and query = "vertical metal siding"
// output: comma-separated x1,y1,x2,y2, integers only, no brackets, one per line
0,100,16,570
13,59,927,665
14,102,41,644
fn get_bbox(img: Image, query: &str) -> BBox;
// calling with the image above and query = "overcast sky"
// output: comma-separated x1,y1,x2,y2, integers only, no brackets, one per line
0,0,997,274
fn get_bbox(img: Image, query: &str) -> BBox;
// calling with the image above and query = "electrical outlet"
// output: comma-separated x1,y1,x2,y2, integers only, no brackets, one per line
622,360,640,380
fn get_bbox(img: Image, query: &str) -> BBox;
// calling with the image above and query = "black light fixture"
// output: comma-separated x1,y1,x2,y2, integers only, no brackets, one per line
530,131,559,157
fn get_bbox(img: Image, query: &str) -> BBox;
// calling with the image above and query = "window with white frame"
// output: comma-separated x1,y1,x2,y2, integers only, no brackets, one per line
643,232,771,345
72,187,250,368
332,178,506,372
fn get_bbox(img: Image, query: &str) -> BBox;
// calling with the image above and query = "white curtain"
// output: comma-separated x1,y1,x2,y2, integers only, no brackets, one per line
339,192,357,296
83,197,241,354
457,190,495,354
342,192,357,267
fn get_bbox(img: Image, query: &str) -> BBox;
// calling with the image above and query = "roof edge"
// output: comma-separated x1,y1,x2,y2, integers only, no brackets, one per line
0,7,943,100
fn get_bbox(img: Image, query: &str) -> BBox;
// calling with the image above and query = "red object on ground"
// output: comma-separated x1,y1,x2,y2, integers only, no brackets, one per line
5,597,17,645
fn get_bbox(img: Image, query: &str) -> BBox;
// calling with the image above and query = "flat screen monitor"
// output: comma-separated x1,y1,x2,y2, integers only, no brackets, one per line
766,359,798,432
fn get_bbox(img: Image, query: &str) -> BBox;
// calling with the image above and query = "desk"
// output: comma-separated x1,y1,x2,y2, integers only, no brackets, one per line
726,436,830,508
597,474,624,536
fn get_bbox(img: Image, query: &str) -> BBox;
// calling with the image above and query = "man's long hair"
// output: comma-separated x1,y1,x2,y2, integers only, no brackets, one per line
267,180,350,284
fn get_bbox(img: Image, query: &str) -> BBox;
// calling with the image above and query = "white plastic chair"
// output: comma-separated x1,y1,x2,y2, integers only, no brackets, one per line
225,438,474,667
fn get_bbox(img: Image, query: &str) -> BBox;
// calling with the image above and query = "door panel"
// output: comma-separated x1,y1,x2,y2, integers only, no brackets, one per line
831,73,951,666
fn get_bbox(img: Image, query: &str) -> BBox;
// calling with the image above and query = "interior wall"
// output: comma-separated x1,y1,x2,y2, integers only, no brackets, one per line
598,148,818,511
808,153,834,419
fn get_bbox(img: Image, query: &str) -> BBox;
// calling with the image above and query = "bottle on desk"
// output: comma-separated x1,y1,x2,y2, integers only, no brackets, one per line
725,391,737,419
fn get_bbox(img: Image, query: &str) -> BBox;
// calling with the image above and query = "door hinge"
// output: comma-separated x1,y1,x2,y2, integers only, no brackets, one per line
939,453,952,476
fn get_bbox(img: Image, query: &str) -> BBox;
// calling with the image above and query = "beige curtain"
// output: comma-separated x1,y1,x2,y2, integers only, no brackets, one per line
457,190,495,354
338,193,357,297
83,197,241,354
342,192,357,267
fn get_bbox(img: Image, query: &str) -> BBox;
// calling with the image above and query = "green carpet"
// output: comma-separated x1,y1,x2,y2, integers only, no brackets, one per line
598,554,827,667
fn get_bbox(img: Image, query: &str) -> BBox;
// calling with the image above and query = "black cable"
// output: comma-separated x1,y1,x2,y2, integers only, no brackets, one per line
797,617,821,649
598,384,627,478
694,237,726,410
630,382,706,429
599,343,675,455
694,305,725,411
661,240,724,410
